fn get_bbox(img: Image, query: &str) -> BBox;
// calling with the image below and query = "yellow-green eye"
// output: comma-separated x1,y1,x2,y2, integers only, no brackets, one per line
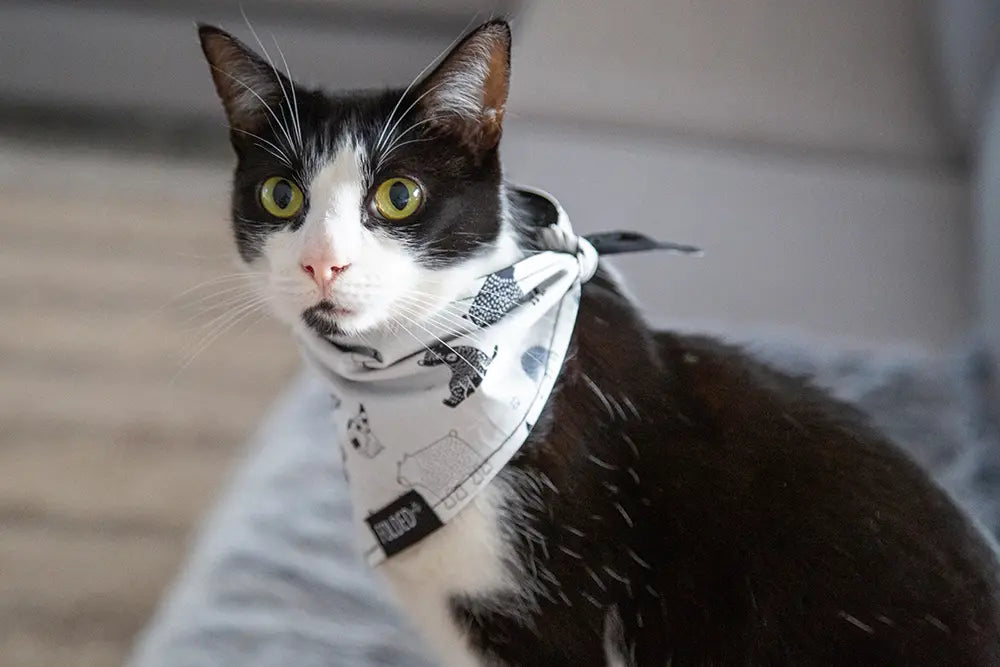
373,177,422,221
260,176,304,218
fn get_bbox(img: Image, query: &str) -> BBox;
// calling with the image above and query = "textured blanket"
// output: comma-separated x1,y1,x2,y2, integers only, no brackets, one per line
127,335,999,666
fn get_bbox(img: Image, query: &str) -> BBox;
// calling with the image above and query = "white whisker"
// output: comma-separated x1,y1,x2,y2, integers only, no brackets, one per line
230,127,292,165
374,14,480,153
241,8,298,153
393,303,486,380
271,34,303,148
180,291,269,331
209,65,296,158
392,291,546,367
376,114,453,169
376,83,445,158
172,297,271,383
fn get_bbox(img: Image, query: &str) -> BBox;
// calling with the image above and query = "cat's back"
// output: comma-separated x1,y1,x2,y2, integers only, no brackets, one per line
647,330,1000,663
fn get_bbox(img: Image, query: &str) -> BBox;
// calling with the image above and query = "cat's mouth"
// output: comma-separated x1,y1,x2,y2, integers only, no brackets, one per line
302,301,354,337
312,300,353,317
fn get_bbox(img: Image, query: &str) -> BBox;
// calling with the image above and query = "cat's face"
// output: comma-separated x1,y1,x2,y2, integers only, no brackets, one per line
199,21,519,338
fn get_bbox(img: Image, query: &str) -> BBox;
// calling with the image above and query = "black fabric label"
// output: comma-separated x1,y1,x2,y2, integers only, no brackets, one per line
585,230,702,257
365,490,443,557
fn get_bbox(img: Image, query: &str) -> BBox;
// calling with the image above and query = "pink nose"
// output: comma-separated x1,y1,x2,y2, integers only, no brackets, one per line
301,261,350,292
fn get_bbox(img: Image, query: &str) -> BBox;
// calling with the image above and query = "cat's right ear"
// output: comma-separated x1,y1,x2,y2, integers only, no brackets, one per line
413,20,512,154
197,25,288,135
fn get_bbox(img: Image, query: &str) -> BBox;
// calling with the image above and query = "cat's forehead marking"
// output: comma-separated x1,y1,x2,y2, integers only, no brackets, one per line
294,136,372,268
307,137,369,215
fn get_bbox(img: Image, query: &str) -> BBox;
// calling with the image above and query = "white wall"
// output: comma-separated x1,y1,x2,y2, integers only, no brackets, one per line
0,0,974,351
510,0,952,162
503,0,971,351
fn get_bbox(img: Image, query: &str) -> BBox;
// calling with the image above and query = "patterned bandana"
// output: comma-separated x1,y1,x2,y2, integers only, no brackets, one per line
299,187,699,565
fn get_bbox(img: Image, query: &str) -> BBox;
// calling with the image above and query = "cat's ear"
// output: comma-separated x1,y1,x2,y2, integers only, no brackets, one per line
415,20,511,153
197,24,290,134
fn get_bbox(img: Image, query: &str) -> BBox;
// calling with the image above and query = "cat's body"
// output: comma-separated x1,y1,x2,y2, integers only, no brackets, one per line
380,264,1000,666
198,20,1000,665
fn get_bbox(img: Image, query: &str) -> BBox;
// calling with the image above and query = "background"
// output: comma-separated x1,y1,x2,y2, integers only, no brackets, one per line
1,1,998,665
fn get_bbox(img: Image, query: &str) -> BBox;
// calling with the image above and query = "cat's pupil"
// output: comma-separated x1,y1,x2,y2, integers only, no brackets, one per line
273,180,293,209
388,181,409,211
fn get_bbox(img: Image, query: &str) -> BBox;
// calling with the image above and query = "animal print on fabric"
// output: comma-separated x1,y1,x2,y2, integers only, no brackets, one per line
396,430,491,508
293,185,597,566
466,267,524,327
417,343,498,407
520,346,549,380
346,404,384,458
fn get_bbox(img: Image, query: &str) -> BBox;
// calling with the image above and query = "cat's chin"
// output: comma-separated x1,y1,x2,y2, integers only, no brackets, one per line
299,302,394,340
300,302,361,338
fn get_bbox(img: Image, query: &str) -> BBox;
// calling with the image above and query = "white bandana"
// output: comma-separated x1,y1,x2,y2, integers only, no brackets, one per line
299,187,697,565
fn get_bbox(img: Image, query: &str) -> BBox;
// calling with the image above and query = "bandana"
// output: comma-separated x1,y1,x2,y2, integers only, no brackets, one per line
299,187,699,566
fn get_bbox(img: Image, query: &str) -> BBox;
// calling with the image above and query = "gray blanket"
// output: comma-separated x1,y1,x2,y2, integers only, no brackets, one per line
127,336,1000,667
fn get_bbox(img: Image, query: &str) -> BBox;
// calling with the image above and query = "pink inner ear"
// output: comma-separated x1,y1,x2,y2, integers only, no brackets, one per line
414,22,511,152
482,44,509,115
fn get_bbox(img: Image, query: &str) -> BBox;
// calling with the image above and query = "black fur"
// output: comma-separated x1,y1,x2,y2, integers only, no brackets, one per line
200,20,1000,665
453,269,1000,664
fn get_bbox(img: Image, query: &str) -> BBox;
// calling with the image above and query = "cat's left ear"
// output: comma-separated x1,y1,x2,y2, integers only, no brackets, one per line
415,20,511,153
198,24,293,136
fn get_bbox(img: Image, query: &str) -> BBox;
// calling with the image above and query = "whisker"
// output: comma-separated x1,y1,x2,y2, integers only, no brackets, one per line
377,137,434,171
146,274,267,321
163,272,266,301
180,291,269,331
385,314,434,360
392,294,477,330
241,8,299,153
230,127,292,166
255,142,293,166
393,302,486,380
374,15,481,153
394,292,471,322
382,114,450,149
207,64,296,159
176,283,266,314
393,292,548,369
376,114,453,168
230,307,271,344
270,34,303,148
172,298,270,382
376,83,445,158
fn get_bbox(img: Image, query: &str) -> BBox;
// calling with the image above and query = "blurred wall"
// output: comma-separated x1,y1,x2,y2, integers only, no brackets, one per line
503,0,971,351
0,0,977,351
0,0,517,119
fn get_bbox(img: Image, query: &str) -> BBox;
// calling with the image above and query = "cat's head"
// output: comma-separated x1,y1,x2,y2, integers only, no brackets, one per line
198,20,520,339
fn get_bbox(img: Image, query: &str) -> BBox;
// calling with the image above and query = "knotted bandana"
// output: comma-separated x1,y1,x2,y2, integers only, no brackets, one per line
299,186,698,565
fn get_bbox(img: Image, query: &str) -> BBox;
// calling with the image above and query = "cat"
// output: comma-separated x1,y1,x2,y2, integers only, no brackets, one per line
198,19,1000,666
346,403,383,458
417,343,499,407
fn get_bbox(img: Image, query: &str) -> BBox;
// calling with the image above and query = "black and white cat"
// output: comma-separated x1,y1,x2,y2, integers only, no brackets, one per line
198,20,1000,665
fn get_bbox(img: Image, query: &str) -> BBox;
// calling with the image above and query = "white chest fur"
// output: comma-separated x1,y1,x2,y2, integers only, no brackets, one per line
377,482,514,666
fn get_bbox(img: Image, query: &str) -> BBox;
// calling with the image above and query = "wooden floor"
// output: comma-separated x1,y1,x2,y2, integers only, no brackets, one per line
0,140,300,667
